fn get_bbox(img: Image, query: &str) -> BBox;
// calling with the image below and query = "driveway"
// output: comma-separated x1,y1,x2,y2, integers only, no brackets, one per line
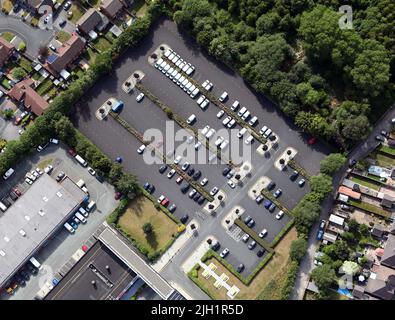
0,12,54,59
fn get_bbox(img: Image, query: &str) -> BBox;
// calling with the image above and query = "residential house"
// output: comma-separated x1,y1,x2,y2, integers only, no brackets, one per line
22,0,53,13
0,38,15,68
338,186,361,200
365,275,395,300
76,8,103,34
100,0,124,19
381,234,395,270
371,224,385,239
381,194,394,209
44,33,86,76
8,79,49,116
368,165,391,179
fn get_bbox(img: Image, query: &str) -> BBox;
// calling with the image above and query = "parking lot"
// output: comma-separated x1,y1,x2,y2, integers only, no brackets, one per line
0,144,118,300
71,17,329,280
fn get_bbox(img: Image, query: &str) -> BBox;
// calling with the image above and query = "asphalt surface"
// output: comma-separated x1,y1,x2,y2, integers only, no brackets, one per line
71,17,330,298
0,12,54,59
291,103,395,300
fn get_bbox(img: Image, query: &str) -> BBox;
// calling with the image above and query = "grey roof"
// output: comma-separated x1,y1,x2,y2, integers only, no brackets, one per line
365,278,395,300
0,175,86,287
372,224,385,238
382,234,395,269
76,8,102,34
98,227,175,300
352,285,365,299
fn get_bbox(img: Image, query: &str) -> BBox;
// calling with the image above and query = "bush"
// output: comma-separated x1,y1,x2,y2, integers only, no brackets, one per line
290,238,308,262
18,42,26,52
320,153,346,176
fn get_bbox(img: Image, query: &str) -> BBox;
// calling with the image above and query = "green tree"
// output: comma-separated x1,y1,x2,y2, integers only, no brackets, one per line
142,222,153,234
12,67,27,80
320,153,346,175
115,173,139,195
290,238,308,262
54,116,76,145
311,264,336,294
310,174,333,195
293,199,321,235
1,108,14,120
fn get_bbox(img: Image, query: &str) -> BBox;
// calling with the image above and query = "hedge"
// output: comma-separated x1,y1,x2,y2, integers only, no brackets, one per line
187,264,215,299
270,219,295,248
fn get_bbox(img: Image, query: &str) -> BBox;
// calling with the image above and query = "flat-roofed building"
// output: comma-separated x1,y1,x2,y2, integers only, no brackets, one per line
0,174,87,288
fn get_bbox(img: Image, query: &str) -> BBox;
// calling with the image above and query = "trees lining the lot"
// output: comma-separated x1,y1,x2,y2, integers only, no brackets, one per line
319,153,346,176
167,0,395,150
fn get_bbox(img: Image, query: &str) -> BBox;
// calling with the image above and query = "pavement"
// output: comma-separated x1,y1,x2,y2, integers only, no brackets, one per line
0,12,54,59
291,102,395,300
1,144,118,300
70,17,330,299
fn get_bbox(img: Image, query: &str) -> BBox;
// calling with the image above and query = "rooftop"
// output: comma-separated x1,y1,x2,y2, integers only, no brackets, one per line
76,8,103,34
0,175,86,287
0,37,15,67
100,0,123,18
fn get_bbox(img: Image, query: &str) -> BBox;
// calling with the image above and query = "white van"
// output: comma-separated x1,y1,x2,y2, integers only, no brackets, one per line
186,114,196,124
0,201,7,212
64,222,75,234
86,200,96,212
241,110,250,121
263,128,272,138
154,58,163,68
205,128,216,139
3,168,15,180
75,155,87,167
237,128,247,138
238,106,247,117
231,100,240,111
75,212,87,224
190,88,200,98
29,257,42,270
249,116,258,126
79,207,89,218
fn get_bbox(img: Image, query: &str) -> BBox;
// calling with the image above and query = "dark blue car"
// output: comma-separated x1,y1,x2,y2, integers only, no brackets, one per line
316,230,324,241
263,200,272,209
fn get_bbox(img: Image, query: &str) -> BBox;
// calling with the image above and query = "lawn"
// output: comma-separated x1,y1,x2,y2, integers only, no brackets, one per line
68,3,85,24
378,145,395,157
190,228,297,300
374,152,395,168
37,158,53,170
55,31,71,43
1,32,15,42
94,37,112,52
0,77,11,90
18,56,33,73
117,196,179,256
131,0,148,17
36,78,54,96
83,48,97,65
88,0,101,8
349,176,381,191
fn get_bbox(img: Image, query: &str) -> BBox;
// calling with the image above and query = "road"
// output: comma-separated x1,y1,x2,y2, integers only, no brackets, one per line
291,102,395,300
0,12,54,59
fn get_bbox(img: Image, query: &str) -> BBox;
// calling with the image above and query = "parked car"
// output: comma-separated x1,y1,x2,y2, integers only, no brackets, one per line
236,264,245,273
267,181,276,190
200,178,208,186
257,249,265,257
259,229,268,238
193,170,202,180
188,189,197,198
276,210,284,220
181,162,190,171
168,204,177,213
227,180,236,189
242,234,250,242
219,91,228,102
273,189,282,198
187,168,195,176
290,171,299,181
167,169,176,179
180,214,189,224
255,195,264,204
217,110,225,119
375,135,385,142
211,241,220,251
222,167,231,176
319,220,326,230
87,167,96,176
316,229,324,241
136,93,145,102
220,248,229,258
248,241,256,250
263,200,272,209
268,204,276,213
340,204,352,211
159,165,168,174
210,186,219,196
298,179,306,187
181,184,190,194
137,144,146,154
176,176,183,184
56,171,65,182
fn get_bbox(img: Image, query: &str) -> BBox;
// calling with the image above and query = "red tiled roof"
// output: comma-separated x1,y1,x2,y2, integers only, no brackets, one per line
338,186,361,200
8,79,49,116
0,38,15,67
44,33,86,75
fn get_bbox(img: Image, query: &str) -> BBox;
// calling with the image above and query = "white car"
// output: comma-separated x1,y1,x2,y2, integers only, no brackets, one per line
174,155,182,165
220,248,229,258
249,116,258,126
245,135,254,145
202,80,213,91
227,179,235,188
259,229,268,238
197,95,205,105
242,233,249,242
215,136,224,147
87,167,96,176
238,106,247,117
164,49,172,58
201,125,210,136
217,110,225,119
25,178,33,185
263,128,272,138
237,128,247,138
167,169,176,179
50,138,59,144
154,58,163,68
44,165,53,174
190,88,200,98
157,195,166,203
227,118,236,128
222,116,232,126
259,126,268,135
219,91,228,102
186,136,194,144
231,100,239,111
200,99,209,110
136,93,144,102
194,141,202,150
137,144,146,154
210,186,219,196
186,114,196,124
220,140,229,150
241,110,250,121
200,178,208,186
205,128,216,139
276,210,284,220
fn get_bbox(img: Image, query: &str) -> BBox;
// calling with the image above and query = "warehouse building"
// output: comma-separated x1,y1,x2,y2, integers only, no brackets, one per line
0,174,87,289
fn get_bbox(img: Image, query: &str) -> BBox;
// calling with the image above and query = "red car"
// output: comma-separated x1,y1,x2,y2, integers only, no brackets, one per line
161,198,169,207
115,192,122,200
308,137,317,145
81,245,89,252
14,117,22,125
12,187,22,197
68,148,77,156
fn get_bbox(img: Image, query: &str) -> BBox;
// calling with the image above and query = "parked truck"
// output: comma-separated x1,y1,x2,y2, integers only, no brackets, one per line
75,155,87,167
